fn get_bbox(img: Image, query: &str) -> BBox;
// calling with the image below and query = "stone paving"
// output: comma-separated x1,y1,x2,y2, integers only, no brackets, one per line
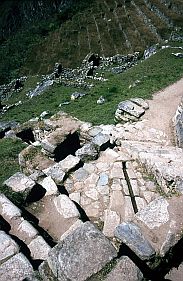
1,112,183,280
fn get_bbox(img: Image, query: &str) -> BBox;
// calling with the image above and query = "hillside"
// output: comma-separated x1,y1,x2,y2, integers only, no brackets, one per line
0,0,183,84
1,1,183,280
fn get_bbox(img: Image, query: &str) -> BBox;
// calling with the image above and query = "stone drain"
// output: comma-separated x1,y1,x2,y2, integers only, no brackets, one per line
122,161,138,214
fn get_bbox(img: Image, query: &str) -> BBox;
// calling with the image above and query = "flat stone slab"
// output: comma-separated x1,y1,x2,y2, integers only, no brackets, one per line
104,256,143,281
17,219,38,242
0,231,19,265
134,195,183,256
92,133,110,149
0,194,21,220
3,172,35,196
45,222,117,281
53,194,80,219
43,163,65,184
130,98,149,110
0,253,34,281
103,210,120,238
76,143,99,162
117,100,145,118
115,222,155,260
28,236,51,260
58,155,80,173
39,176,58,196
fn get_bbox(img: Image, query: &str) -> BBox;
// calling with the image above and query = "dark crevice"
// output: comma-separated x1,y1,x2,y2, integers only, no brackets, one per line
9,234,43,270
118,235,183,280
99,141,116,152
0,215,11,232
0,215,43,269
54,132,81,162
118,243,164,280
26,184,46,204
122,161,138,213
57,185,69,196
16,128,35,144
72,201,90,222
0,127,11,139
21,207,56,248
57,185,90,222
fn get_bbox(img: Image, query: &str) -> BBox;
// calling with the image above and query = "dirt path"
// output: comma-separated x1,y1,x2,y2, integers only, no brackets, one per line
142,77,183,143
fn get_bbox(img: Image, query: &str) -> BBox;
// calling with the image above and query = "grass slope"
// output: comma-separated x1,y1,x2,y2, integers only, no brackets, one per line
1,43,183,125
0,138,27,203
1,0,183,84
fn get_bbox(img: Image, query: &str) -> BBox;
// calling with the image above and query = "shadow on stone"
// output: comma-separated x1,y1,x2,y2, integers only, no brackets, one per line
73,201,90,222
10,234,42,270
26,184,46,204
57,185,69,196
16,128,35,144
0,215,11,232
118,239,183,281
0,127,11,139
54,132,81,162
21,208,56,248
118,243,160,280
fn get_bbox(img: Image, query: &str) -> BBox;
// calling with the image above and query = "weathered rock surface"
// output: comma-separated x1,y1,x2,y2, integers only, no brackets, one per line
44,222,117,281
76,143,99,162
58,154,80,173
134,195,183,257
0,193,21,220
0,253,34,281
0,121,18,137
0,231,19,264
53,194,80,219
166,262,183,281
19,145,54,174
104,256,143,281
173,97,183,148
3,172,35,200
115,222,155,260
39,176,58,196
43,163,65,184
115,99,146,123
121,140,183,193
92,133,111,150
28,236,51,260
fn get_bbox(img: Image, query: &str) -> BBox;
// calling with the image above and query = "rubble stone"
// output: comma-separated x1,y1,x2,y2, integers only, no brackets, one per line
46,222,117,281
115,222,155,260
53,194,80,219
0,253,34,281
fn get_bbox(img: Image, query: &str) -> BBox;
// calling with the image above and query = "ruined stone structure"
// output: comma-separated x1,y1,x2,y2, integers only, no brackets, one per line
0,107,183,280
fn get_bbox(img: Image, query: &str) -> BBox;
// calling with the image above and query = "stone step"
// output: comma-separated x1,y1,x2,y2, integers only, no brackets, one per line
0,194,51,262
39,222,117,281
0,230,19,265
121,140,183,194
26,194,84,242
3,172,36,202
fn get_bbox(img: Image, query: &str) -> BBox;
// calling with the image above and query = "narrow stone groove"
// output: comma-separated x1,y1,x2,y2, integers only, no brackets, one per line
122,162,138,214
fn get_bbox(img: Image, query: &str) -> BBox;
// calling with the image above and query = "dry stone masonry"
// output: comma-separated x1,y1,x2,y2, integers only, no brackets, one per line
1,108,183,280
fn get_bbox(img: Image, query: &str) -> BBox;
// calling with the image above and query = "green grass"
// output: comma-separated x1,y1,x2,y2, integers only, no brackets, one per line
1,43,183,125
0,138,27,203
1,0,182,83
